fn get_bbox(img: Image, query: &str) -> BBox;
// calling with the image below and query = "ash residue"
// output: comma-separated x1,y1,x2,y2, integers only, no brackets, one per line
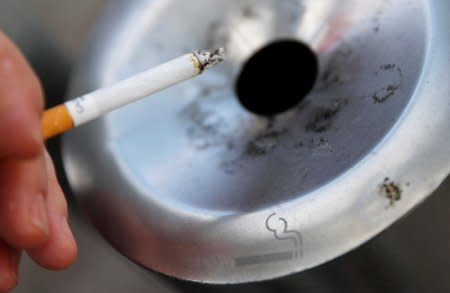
321,69,341,85
219,117,291,174
372,9,383,33
318,48,352,89
305,108,338,133
381,64,397,71
315,137,329,147
372,84,401,103
305,99,347,133
183,100,228,150
372,65,403,103
379,177,402,206
245,128,288,157
308,137,333,156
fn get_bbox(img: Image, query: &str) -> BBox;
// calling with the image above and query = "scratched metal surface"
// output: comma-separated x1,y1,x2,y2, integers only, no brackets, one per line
0,0,449,292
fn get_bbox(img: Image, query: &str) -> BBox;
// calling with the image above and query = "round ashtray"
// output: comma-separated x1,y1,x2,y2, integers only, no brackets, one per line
63,0,450,283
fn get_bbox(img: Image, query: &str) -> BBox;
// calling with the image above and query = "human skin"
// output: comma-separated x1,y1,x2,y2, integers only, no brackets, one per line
0,31,77,292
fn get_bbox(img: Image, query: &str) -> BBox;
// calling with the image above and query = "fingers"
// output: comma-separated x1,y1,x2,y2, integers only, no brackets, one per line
0,152,77,272
0,31,48,248
0,240,20,292
0,31,77,291
0,156,49,249
0,31,44,159
27,152,77,270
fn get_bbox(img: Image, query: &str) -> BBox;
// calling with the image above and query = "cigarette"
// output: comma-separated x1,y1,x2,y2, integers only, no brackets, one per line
41,48,225,139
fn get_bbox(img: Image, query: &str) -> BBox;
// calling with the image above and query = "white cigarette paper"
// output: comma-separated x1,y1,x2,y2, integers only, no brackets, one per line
65,48,225,126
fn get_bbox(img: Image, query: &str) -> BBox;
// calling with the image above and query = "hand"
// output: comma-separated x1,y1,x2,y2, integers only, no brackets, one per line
0,32,77,292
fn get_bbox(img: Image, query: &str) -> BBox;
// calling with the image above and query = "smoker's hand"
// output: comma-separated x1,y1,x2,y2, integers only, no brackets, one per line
0,32,77,292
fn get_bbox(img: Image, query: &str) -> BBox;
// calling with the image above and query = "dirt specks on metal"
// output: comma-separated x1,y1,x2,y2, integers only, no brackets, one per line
305,99,347,133
379,177,402,206
372,64,403,104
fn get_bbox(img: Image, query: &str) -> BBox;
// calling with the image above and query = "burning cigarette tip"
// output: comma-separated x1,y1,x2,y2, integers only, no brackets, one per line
195,48,226,70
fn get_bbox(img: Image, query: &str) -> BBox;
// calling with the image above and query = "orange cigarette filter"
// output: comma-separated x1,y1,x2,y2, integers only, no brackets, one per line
41,105,74,139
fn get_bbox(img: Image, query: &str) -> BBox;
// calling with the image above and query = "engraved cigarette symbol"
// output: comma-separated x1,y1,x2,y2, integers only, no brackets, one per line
234,213,303,267
265,213,303,259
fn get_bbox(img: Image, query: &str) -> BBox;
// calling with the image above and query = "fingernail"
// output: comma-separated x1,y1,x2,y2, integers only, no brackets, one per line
31,194,49,236
58,215,77,266
60,215,74,242
32,125,43,145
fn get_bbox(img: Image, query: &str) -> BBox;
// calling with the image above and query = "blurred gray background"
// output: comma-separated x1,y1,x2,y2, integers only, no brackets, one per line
1,0,450,292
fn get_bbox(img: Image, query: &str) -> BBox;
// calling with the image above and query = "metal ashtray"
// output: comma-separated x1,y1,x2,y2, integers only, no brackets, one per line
63,0,450,283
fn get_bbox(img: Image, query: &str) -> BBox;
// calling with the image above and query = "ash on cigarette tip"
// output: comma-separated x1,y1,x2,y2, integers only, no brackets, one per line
195,48,226,70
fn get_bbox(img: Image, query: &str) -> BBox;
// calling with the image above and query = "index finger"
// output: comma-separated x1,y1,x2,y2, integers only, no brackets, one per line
0,31,44,159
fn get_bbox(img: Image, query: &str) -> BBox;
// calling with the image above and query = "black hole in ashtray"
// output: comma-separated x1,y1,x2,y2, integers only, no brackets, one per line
236,40,319,116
